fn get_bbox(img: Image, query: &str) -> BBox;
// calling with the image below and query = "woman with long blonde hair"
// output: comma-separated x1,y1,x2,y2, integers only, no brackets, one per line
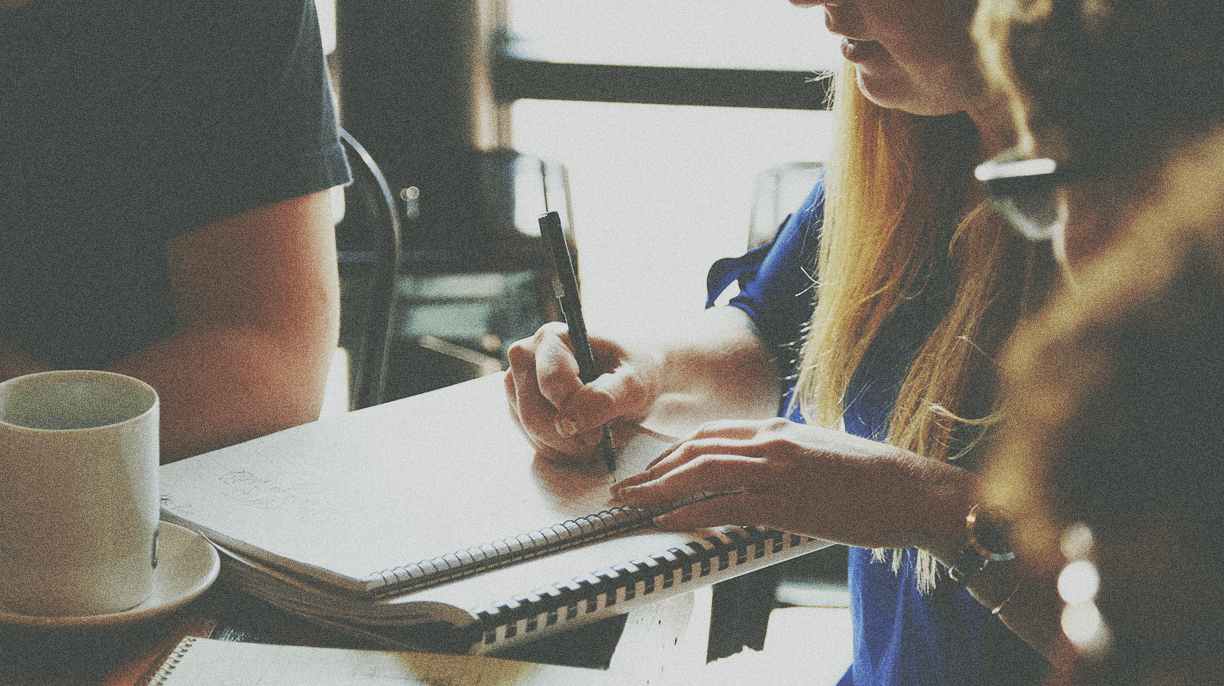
506,0,1054,682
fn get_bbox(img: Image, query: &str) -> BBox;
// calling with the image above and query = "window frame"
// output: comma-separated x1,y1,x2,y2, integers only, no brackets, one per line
490,30,834,111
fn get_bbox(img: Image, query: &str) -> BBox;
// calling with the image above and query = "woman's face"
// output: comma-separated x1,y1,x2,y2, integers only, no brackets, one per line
973,0,1138,274
791,0,981,116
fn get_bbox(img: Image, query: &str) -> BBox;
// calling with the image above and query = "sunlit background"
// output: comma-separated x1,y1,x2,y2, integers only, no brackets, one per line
316,0,844,405
505,1,841,333
319,0,842,344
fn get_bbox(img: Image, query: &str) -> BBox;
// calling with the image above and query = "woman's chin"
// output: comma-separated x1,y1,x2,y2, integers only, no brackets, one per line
854,69,967,117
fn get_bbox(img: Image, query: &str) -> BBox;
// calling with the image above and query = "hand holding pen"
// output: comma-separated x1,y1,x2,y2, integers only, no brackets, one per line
537,211,619,473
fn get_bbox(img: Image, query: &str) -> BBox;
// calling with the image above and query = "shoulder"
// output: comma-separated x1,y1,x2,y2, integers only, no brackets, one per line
144,0,319,88
133,0,346,237
751,176,825,277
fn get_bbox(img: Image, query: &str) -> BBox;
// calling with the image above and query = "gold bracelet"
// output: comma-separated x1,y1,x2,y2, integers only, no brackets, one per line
991,574,1025,616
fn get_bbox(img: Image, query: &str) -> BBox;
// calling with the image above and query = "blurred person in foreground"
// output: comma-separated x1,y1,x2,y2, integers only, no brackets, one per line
985,159,1224,684
973,0,1224,681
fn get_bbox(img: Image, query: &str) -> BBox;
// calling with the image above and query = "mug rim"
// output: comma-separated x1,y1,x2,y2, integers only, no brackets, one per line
0,370,159,433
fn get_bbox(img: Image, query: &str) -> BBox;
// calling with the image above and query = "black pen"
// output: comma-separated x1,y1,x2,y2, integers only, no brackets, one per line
538,211,617,473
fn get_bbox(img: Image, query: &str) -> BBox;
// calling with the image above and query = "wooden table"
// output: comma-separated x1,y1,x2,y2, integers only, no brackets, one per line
1,586,224,686
0,581,713,686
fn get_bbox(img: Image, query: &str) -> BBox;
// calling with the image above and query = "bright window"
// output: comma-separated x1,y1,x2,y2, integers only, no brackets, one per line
504,1,841,332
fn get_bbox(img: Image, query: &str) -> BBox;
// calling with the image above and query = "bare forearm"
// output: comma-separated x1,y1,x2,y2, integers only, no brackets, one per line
0,192,341,462
854,453,1063,657
111,321,336,463
2,320,337,462
0,328,329,462
139,190,341,463
638,306,782,435
0,340,52,381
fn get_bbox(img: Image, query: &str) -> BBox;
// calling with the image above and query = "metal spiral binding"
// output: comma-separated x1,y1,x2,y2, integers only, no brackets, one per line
368,493,722,598
468,526,814,647
146,636,199,685
369,505,658,597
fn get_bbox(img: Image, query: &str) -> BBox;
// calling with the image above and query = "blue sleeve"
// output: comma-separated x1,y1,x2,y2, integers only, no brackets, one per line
706,179,825,374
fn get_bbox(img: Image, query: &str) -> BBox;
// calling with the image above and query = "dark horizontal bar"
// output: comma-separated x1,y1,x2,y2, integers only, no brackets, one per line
492,57,833,111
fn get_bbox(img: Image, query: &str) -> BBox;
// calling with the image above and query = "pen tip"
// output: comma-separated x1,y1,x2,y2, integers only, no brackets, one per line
598,428,617,474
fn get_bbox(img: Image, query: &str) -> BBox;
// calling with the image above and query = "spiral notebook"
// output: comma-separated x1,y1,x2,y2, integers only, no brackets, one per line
144,636,616,685
159,373,829,652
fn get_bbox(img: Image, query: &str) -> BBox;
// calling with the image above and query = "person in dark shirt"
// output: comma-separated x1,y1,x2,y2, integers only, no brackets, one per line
1,0,351,461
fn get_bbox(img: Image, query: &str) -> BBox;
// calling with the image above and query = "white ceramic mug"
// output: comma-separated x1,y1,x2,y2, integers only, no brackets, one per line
0,370,160,617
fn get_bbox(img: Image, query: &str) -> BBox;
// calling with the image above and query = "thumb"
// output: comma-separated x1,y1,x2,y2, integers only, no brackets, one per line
555,364,653,437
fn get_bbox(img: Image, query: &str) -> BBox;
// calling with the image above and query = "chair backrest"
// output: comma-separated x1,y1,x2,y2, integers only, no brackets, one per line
336,129,402,410
748,161,824,249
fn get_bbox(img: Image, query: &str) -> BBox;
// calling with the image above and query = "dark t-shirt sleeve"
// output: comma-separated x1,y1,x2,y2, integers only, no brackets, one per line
0,0,351,370
146,0,351,238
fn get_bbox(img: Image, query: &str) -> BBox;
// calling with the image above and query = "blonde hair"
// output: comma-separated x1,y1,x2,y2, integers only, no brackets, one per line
793,64,1052,592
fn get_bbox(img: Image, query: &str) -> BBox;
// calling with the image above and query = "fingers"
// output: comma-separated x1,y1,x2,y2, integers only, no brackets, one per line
505,323,592,459
611,419,801,531
556,363,648,437
619,436,734,490
531,324,585,409
650,492,779,531
613,451,766,507
504,323,639,460
640,419,776,470
621,420,778,489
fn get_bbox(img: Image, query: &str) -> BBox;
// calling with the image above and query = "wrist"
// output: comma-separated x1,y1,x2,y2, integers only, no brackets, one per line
906,461,978,561
947,503,1017,584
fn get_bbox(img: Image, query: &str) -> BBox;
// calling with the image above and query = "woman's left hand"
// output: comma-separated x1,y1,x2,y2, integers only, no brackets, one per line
611,418,975,555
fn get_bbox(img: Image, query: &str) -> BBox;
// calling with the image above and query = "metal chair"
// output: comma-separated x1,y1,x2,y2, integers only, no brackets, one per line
335,129,402,410
748,161,824,249
379,148,572,400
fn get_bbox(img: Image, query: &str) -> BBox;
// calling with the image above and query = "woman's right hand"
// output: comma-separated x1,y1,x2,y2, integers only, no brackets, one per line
504,322,661,461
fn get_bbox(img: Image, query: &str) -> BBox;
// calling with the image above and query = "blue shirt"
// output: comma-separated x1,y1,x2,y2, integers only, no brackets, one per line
706,180,1047,686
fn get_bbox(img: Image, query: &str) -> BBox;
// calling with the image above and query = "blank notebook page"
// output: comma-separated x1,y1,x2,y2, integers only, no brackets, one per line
159,373,675,590
147,636,615,685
